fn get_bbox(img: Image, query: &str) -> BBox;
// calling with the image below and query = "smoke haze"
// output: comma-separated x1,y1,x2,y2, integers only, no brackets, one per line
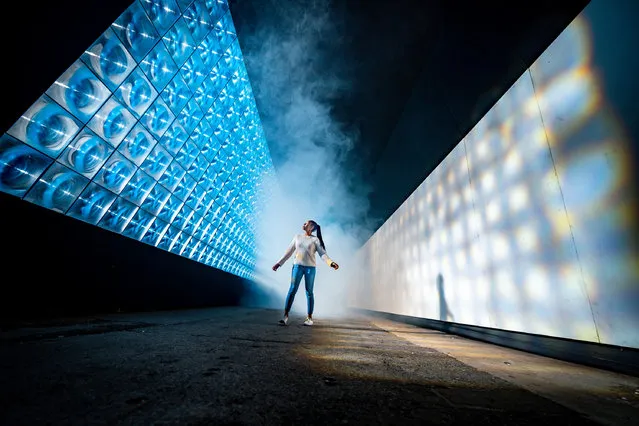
236,0,372,318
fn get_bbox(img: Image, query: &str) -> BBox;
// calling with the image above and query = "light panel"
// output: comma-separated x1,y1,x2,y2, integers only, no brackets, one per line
0,0,275,280
352,3,639,348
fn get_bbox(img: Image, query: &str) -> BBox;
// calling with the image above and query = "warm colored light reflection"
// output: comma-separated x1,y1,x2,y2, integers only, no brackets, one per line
353,5,639,348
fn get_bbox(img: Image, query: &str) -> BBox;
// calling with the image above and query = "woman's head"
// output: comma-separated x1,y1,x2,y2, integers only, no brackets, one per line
302,220,316,233
303,220,326,250
302,220,319,234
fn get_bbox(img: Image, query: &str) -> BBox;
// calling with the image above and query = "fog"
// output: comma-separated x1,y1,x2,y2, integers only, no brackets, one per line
236,0,372,318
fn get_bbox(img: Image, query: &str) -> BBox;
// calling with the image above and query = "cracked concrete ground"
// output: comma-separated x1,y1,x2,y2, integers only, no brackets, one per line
1,307,637,425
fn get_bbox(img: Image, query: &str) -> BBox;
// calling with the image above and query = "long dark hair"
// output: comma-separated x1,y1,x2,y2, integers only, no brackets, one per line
309,220,326,250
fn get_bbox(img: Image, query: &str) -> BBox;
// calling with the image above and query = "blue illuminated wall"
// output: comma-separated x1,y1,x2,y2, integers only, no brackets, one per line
351,0,639,348
0,0,274,280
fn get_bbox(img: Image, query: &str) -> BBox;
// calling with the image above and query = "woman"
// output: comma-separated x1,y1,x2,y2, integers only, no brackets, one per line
272,220,339,326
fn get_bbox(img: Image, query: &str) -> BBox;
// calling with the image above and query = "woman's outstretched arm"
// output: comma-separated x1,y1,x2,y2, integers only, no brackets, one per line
273,237,296,271
314,239,339,269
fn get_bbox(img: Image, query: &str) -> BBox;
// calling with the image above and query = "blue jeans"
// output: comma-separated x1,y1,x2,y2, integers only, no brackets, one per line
284,265,316,316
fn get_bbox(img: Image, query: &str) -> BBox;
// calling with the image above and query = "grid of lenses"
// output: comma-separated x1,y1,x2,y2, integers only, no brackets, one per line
0,0,274,280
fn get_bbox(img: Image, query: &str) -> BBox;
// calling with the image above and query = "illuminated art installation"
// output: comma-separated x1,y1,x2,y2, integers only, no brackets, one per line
0,0,275,280
352,0,639,348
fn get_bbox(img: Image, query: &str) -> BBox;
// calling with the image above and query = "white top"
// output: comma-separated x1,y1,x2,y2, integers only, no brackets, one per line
277,233,333,268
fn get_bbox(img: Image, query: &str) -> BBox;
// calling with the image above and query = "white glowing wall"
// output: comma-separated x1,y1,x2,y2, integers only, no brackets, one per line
352,1,639,348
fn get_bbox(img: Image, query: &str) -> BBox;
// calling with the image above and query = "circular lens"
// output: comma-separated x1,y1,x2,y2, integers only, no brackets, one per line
106,202,133,230
103,160,129,189
148,151,170,174
42,172,76,209
0,146,40,191
147,104,170,133
149,1,175,31
127,176,152,201
170,127,187,150
100,39,129,79
126,11,155,56
166,82,189,110
71,135,106,175
81,190,110,220
168,31,189,59
103,106,128,139
129,131,151,158
200,45,213,67
186,3,208,41
129,78,151,109
66,68,98,115
26,105,71,151
182,65,196,87
148,49,173,85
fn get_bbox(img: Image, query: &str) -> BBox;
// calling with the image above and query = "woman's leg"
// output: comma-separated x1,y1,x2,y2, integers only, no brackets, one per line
303,266,317,318
284,265,304,315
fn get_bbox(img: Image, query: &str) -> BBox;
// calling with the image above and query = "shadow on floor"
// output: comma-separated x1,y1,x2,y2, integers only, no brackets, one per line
0,307,609,425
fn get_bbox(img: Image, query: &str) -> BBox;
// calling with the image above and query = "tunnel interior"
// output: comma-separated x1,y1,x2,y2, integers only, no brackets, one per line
1,0,638,379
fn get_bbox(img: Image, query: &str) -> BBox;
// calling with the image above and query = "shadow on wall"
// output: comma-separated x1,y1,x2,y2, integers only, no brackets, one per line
437,273,455,322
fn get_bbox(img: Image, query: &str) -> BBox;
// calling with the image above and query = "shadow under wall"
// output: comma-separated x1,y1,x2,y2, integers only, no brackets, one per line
240,280,282,310
0,192,255,325
357,308,639,377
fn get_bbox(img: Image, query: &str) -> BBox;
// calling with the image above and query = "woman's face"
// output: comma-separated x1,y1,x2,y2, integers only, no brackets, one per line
302,221,314,233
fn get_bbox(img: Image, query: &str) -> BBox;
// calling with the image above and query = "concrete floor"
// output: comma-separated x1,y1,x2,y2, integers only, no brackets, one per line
1,307,637,425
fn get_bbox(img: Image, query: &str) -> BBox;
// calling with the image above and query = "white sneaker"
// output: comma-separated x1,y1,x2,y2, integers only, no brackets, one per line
303,317,313,326
278,316,288,326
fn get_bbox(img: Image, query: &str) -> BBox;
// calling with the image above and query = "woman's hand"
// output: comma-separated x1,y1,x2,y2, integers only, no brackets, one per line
330,262,339,270
272,263,281,271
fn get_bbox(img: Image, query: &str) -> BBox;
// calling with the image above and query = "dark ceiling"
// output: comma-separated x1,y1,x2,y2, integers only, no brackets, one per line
2,0,134,135
229,0,590,231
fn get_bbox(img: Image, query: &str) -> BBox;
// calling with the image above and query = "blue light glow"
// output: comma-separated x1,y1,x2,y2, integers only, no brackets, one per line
1,0,273,279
